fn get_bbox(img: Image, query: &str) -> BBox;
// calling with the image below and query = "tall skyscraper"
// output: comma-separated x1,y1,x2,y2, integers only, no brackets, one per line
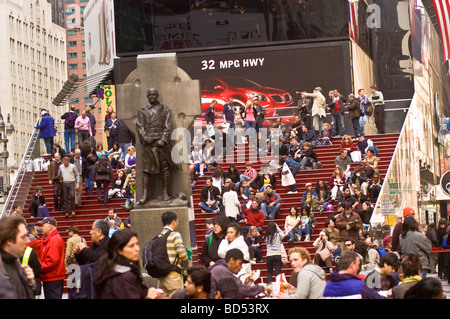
0,0,67,168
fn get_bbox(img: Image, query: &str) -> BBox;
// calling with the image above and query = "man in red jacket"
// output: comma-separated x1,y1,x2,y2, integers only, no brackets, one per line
242,200,265,238
38,217,65,299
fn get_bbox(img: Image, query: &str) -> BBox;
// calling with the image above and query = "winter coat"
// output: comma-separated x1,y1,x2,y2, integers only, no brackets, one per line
244,207,265,227
92,157,114,182
75,236,110,265
39,229,66,282
335,212,363,242
399,230,432,270
0,251,35,299
346,98,361,120
304,92,326,118
36,114,56,139
96,262,148,299
222,190,240,219
284,264,326,299
210,259,264,299
323,272,364,298
327,95,348,115
200,233,224,267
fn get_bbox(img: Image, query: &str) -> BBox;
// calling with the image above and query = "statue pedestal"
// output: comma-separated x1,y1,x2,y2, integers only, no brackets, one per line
130,206,191,287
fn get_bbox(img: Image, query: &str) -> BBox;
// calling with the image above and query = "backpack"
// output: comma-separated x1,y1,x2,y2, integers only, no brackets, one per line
65,112,78,128
142,230,179,278
365,103,374,117
443,234,449,249
68,262,98,299
376,247,388,258
97,160,110,175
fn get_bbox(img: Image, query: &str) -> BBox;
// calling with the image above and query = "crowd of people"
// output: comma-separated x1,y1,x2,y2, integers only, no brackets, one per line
2,89,448,300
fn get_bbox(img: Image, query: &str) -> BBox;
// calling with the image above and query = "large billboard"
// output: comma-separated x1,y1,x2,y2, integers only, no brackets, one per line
84,0,116,92
177,42,351,126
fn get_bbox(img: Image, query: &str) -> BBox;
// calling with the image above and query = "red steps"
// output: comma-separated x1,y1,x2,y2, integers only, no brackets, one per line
191,134,399,282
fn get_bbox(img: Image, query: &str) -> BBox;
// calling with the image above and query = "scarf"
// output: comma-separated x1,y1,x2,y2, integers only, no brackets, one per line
402,275,422,284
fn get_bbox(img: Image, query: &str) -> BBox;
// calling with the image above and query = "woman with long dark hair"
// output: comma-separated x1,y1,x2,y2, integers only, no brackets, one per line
93,229,150,299
399,216,432,278
263,221,285,284
200,214,229,268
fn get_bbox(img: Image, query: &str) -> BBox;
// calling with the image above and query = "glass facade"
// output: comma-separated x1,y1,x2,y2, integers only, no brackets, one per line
114,0,372,55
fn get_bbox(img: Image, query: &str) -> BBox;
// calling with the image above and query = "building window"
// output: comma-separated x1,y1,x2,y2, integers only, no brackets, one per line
69,63,78,70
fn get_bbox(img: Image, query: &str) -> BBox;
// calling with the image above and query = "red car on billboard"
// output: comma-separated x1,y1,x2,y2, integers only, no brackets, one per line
200,76,294,118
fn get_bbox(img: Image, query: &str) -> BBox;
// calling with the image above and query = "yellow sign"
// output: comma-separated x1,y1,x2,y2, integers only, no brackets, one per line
100,84,116,150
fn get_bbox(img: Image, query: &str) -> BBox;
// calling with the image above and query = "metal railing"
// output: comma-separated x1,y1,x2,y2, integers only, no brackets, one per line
0,119,40,219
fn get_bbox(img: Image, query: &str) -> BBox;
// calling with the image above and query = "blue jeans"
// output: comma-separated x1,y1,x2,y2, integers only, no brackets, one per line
198,200,220,212
85,165,94,196
64,129,76,153
43,137,54,155
261,202,281,219
298,224,312,237
119,142,132,161
351,117,362,137
359,115,367,134
331,113,345,136
244,121,257,143
300,156,314,169
96,180,109,204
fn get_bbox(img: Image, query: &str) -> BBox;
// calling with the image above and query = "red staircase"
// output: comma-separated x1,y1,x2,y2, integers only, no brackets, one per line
21,133,399,285
191,133,399,283
24,170,130,246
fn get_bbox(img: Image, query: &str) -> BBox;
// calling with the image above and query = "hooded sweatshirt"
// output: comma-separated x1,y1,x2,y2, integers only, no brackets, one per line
285,264,326,299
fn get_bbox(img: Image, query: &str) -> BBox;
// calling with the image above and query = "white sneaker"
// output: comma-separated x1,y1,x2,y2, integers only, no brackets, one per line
305,235,310,242
287,191,298,194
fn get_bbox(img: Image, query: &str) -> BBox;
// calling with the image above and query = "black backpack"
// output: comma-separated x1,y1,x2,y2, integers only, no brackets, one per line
97,161,110,175
68,262,98,299
142,230,179,278
65,112,78,128
365,103,374,117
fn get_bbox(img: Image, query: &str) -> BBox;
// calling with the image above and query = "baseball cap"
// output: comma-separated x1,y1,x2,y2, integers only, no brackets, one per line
38,217,57,226
402,207,415,218
305,183,312,187
225,248,249,263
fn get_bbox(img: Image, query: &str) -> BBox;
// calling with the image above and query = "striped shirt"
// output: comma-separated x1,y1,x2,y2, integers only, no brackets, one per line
160,227,188,274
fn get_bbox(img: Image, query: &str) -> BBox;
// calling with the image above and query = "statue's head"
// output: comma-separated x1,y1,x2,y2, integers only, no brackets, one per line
147,88,159,103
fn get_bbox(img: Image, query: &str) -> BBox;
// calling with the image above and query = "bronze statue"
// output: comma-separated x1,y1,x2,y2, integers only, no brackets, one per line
136,88,180,204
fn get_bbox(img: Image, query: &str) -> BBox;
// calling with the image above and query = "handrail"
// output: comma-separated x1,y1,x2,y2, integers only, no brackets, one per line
0,118,40,219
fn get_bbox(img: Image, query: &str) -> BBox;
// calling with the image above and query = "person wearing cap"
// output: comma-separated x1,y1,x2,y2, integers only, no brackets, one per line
301,182,318,209
0,216,36,299
37,217,66,299
298,87,326,137
210,248,270,298
35,109,56,155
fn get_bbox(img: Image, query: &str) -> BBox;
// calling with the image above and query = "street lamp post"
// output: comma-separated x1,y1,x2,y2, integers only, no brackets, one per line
0,110,15,198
